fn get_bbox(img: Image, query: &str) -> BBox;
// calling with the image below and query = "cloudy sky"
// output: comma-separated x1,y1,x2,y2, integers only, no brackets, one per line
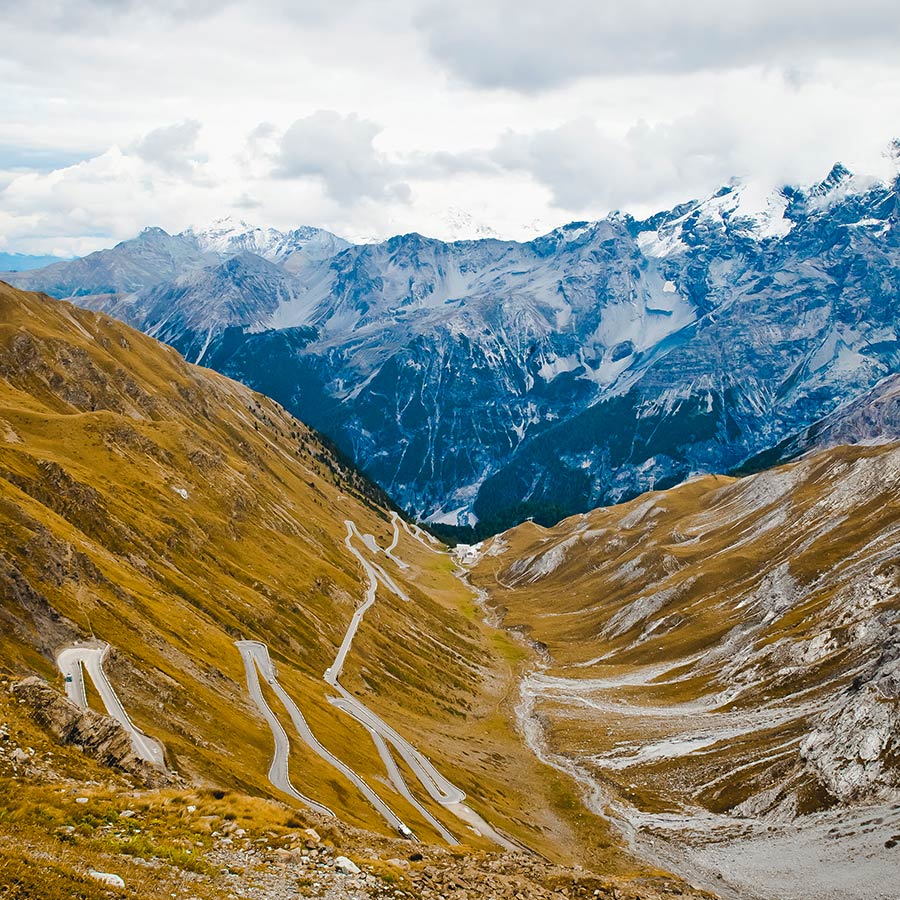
2,0,900,255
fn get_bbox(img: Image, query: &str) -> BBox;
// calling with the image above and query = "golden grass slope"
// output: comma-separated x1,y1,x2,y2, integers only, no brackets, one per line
0,282,628,867
470,446,900,820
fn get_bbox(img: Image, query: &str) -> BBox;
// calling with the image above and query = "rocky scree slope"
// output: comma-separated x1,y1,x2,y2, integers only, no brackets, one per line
468,441,900,818
8,157,900,535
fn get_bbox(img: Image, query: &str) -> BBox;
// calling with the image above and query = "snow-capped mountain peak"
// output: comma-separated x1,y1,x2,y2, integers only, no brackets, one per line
182,216,350,265
185,216,261,253
699,180,794,239
436,207,502,242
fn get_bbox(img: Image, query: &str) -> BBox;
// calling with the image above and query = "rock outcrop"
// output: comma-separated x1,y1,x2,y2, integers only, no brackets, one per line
11,676,172,787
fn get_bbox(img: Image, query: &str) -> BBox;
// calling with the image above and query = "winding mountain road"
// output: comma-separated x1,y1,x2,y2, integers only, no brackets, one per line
354,713,456,844
236,641,334,817
237,640,411,832
233,516,517,849
397,513,442,549
56,642,165,768
327,519,518,850
385,513,409,569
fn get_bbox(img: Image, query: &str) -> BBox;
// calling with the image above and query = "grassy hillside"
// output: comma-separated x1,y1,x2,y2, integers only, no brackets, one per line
469,446,900,821
0,281,618,866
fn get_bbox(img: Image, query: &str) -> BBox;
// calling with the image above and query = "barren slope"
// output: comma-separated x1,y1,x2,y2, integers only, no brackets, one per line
468,445,900,898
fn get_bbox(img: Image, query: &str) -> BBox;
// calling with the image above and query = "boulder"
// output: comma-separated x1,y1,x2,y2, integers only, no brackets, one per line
333,855,361,876
11,676,172,787
88,871,125,888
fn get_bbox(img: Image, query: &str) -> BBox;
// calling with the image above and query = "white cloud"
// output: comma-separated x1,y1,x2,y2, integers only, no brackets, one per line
0,148,156,255
1,1,900,253
272,111,410,205
479,110,748,213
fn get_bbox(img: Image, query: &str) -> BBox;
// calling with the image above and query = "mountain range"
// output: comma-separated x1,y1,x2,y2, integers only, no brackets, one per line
0,251,69,272
5,152,900,539
1,281,897,900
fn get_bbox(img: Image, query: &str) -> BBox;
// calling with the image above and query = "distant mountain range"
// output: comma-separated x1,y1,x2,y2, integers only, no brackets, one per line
0,251,69,272
6,149,900,536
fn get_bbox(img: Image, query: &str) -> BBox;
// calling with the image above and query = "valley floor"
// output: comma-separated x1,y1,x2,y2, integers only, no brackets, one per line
630,801,900,900
508,635,900,900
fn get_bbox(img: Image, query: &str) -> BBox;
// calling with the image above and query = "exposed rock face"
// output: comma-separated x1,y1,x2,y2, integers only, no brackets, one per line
10,163,900,533
800,653,900,801
741,372,900,473
0,550,82,655
11,676,171,787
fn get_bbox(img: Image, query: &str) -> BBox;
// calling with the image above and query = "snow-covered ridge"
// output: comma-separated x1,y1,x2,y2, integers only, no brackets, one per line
184,215,351,265
8,150,900,529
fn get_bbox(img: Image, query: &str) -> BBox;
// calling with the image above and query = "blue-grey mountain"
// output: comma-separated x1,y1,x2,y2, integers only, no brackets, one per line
0,252,70,272
7,156,900,536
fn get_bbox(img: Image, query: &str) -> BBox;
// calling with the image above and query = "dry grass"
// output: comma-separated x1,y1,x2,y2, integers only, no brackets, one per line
0,283,624,870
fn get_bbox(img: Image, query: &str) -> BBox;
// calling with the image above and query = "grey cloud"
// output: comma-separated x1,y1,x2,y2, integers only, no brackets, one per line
9,0,900,93
405,149,499,178
268,107,747,214
133,120,205,176
414,0,900,90
485,112,742,211
233,192,263,210
274,110,410,205
0,0,378,34
0,0,226,29
248,122,277,144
